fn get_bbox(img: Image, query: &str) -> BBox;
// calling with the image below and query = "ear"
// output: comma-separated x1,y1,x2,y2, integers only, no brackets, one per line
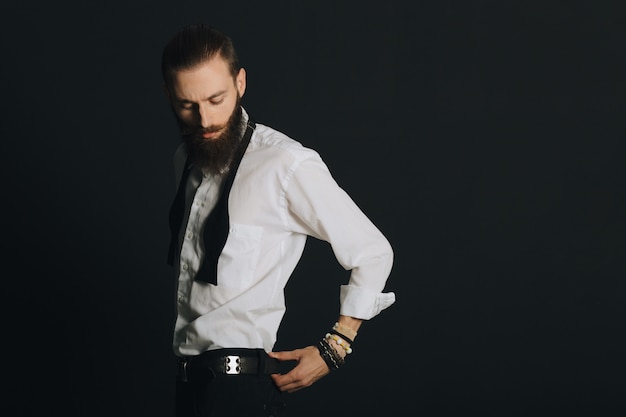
236,68,247,98
162,84,171,100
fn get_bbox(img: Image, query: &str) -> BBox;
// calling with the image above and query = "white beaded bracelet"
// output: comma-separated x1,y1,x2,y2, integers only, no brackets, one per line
325,332,353,354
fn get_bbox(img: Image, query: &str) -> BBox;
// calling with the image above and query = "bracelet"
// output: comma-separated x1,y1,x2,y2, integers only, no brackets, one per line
317,339,344,371
323,338,345,368
333,322,357,341
316,341,336,371
330,329,354,345
325,333,353,354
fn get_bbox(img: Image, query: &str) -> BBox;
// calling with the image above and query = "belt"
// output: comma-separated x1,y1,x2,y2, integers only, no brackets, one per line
178,348,281,383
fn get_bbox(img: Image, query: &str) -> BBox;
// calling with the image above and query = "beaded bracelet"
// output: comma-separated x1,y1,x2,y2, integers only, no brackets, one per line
317,341,336,371
323,338,345,367
325,333,353,354
317,339,344,371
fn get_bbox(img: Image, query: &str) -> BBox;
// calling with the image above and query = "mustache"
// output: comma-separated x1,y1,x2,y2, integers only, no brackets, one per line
181,124,227,140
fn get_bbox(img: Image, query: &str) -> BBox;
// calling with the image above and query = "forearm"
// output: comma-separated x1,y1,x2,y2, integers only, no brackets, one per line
337,315,362,334
326,315,362,359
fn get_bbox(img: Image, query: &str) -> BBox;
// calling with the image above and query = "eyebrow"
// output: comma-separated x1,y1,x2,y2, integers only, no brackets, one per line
176,90,227,103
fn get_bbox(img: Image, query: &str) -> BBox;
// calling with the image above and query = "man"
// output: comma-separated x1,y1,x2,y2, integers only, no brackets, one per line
162,24,395,417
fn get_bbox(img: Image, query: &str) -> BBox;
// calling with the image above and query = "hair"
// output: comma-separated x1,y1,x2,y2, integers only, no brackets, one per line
161,24,240,87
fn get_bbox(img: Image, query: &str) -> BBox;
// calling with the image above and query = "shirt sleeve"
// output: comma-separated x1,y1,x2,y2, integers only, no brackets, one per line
284,153,395,320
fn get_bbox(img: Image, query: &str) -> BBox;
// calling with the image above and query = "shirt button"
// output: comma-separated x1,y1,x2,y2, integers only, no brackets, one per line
187,232,193,239
182,264,188,271
178,295,184,303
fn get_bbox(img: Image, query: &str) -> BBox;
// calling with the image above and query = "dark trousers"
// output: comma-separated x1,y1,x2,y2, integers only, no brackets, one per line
175,350,286,417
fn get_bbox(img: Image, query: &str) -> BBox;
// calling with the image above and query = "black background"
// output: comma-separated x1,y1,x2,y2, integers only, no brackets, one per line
2,1,625,416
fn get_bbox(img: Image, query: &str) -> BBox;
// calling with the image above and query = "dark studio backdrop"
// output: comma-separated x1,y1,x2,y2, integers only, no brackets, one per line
2,1,625,416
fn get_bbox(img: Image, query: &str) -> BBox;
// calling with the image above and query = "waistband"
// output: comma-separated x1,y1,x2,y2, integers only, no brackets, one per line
177,348,280,383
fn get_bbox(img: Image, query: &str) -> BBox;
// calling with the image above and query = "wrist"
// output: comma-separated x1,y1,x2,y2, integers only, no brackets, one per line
326,336,349,359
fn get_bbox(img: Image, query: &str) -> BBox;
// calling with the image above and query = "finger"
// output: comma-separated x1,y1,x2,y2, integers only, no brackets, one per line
268,349,300,362
271,372,304,393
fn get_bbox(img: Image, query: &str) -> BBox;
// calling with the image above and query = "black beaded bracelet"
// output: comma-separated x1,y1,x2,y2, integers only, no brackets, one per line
325,338,346,366
318,340,338,371
317,339,344,371
316,341,336,371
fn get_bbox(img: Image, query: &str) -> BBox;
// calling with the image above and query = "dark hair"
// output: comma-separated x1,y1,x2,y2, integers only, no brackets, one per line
161,24,240,87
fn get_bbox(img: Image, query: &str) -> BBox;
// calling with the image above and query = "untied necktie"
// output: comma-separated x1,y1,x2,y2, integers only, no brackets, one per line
167,119,256,285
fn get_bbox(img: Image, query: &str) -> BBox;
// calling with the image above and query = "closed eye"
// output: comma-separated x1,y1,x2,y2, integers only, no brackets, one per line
177,100,196,110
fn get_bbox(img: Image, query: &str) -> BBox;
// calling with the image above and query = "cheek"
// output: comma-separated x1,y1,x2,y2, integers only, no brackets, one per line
214,103,235,125
216,109,232,125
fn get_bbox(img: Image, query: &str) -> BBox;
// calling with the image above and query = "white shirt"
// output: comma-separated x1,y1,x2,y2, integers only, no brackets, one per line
172,111,395,356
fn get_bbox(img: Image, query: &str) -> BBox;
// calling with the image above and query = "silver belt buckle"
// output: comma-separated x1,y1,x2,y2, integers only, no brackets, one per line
225,355,241,374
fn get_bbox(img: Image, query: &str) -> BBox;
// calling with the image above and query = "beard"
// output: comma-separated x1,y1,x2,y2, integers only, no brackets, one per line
177,98,245,175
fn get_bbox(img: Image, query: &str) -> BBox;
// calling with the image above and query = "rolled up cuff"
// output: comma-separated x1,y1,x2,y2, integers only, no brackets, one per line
339,284,396,320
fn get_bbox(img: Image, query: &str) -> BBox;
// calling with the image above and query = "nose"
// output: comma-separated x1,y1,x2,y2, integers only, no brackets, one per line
198,104,212,128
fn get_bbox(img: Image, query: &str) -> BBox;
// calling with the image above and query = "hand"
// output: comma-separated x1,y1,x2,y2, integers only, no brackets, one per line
268,345,330,393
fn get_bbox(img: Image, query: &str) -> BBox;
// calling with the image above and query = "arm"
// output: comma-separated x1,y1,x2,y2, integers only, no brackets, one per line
269,316,362,393
269,153,394,392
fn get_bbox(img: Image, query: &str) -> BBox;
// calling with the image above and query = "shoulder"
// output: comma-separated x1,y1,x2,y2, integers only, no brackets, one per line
248,123,322,167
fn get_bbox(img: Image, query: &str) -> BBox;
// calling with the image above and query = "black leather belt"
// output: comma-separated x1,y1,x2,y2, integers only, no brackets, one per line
178,348,281,383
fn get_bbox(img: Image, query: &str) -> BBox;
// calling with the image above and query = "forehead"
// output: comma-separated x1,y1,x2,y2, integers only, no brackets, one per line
171,56,234,99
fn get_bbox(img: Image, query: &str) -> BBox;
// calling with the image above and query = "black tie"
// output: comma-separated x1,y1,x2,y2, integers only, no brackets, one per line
167,159,192,266
167,120,256,285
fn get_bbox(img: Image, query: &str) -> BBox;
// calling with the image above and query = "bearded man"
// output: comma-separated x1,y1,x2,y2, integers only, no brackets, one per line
162,24,396,417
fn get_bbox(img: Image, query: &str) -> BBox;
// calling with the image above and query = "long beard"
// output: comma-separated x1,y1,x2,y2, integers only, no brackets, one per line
179,101,244,175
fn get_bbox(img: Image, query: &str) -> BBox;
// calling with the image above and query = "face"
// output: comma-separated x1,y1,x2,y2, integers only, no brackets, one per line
167,56,246,141
166,56,247,173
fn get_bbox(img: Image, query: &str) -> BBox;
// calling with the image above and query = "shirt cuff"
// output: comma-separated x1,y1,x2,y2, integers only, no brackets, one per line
339,284,396,320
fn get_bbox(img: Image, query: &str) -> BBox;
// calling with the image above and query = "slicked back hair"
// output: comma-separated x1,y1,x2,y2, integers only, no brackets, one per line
161,24,240,88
